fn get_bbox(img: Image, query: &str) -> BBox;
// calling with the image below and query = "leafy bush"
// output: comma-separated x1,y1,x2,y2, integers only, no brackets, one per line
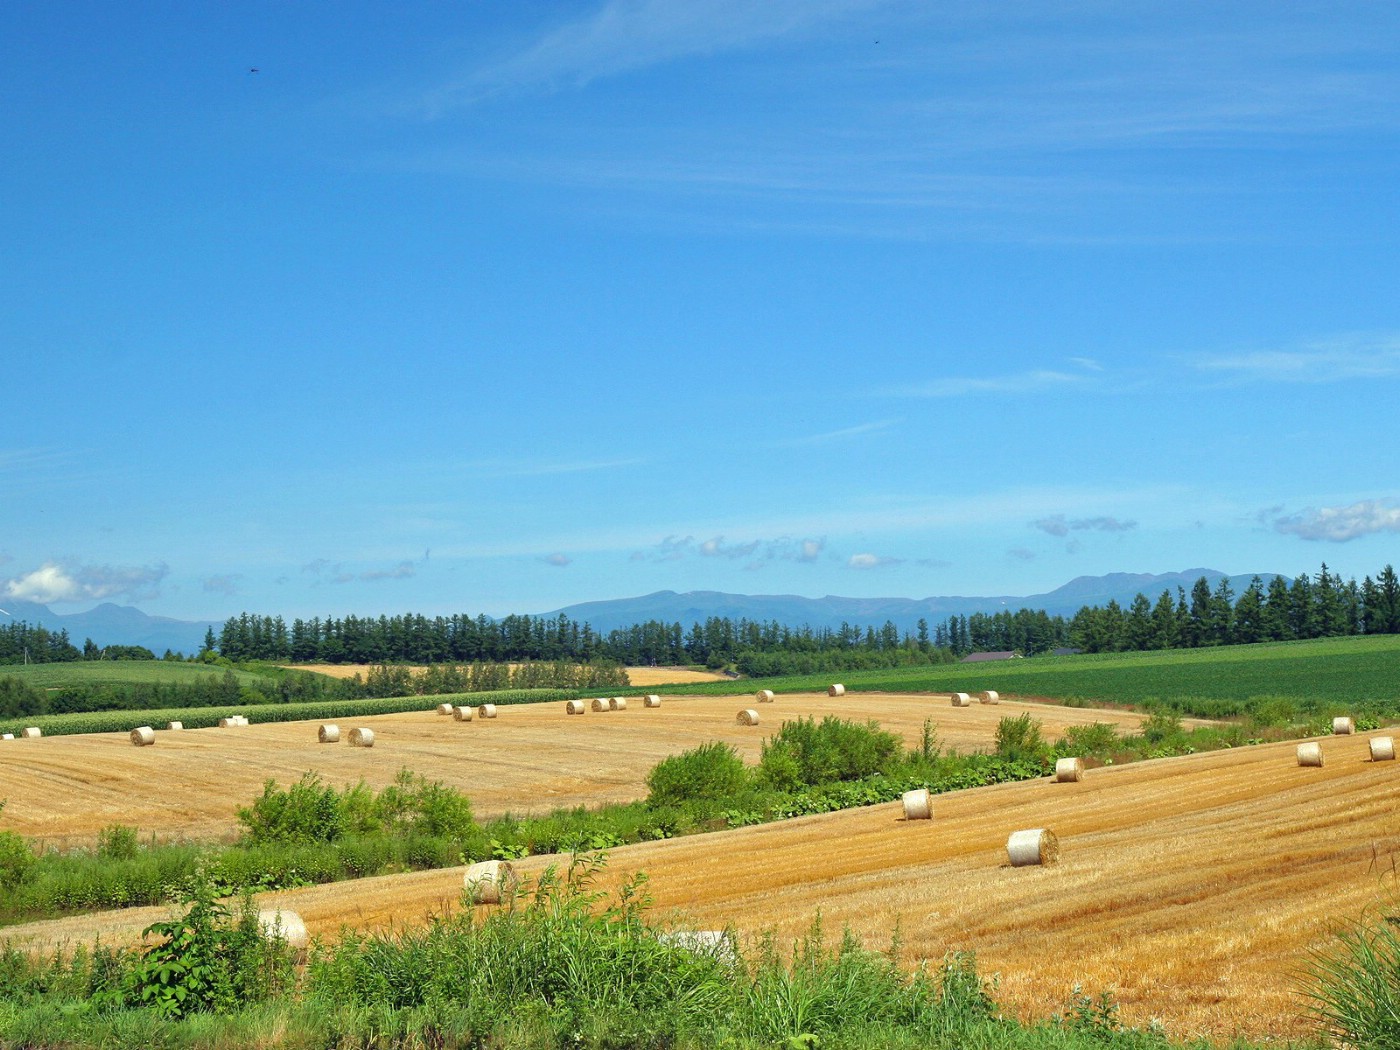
995,714,1049,765
97,824,141,861
0,829,35,889
238,774,347,844
759,716,901,790
1057,722,1122,757
647,742,749,808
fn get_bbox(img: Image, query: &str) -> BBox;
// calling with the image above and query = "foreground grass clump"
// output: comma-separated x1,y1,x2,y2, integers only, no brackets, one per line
1308,902,1400,1049
0,853,1288,1049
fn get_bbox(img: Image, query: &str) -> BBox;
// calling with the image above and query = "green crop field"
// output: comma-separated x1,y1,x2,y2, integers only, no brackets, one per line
0,661,267,689
636,635,1400,719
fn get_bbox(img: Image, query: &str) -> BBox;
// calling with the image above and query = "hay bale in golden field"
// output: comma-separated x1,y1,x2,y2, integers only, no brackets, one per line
901,788,931,820
1006,828,1059,867
464,860,516,904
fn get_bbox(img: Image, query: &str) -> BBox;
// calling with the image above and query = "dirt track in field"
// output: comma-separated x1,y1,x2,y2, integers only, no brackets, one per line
0,692,1161,846
7,730,1397,1041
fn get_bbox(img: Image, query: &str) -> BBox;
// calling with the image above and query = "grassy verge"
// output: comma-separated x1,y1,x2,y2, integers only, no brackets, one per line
0,855,1325,1049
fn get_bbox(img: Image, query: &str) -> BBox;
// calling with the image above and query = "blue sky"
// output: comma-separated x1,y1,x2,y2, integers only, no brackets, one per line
3,1,1400,621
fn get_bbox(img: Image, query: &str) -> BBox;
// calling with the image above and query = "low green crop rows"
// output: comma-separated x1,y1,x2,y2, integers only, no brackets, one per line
0,688,573,739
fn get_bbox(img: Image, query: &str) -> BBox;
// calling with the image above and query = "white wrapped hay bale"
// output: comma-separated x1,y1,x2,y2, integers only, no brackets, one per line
658,929,736,963
590,697,610,712
737,708,760,726
348,727,375,748
166,721,183,731
21,727,41,739
1054,757,1084,783
827,684,846,697
1,733,12,741
464,860,517,904
453,706,474,722
901,788,932,820
566,699,586,715
1297,742,1324,767
436,703,455,715
643,694,662,708
611,697,628,711
950,693,971,707
130,726,156,747
1007,828,1059,867
479,704,498,719
978,690,1000,704
318,724,340,744
258,909,308,949
1332,716,1355,735
218,717,240,728
756,689,775,703
1370,736,1395,762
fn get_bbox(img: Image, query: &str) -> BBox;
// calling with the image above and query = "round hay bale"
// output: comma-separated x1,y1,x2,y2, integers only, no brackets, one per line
611,697,628,711
453,706,474,721
1332,716,1355,735
464,860,517,904
479,704,498,719
658,929,736,963
1,734,12,741
436,703,455,715
348,727,375,748
1054,757,1084,783
737,708,760,726
129,726,156,747
20,727,41,739
257,909,308,949
1007,828,1059,867
827,684,846,697
756,689,775,703
566,699,586,715
1297,742,1324,767
950,693,971,707
643,694,661,708
979,690,1000,704
318,724,340,744
218,716,240,728
901,788,932,820
1370,736,1395,762
591,697,610,712
166,721,184,731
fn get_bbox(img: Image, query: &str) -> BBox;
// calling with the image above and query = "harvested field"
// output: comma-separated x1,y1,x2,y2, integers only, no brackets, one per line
7,731,1396,1041
289,664,730,686
0,692,1168,847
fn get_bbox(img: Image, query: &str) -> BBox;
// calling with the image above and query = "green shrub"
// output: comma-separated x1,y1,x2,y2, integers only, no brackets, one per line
0,830,35,889
1308,905,1400,1049
995,714,1049,766
647,742,749,808
1057,722,1122,757
97,823,140,861
759,716,902,789
238,773,347,844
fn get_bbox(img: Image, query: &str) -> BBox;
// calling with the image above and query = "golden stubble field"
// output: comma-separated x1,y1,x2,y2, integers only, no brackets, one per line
0,692,1160,845
5,731,1397,1040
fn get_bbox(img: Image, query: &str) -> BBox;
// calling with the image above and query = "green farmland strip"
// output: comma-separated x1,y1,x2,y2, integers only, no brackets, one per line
0,688,573,739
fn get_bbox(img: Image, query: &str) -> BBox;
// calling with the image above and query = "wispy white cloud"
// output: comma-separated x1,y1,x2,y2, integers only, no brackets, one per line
777,419,898,447
202,574,242,597
467,457,648,479
3,561,169,605
848,552,902,569
425,0,886,111
884,368,1090,399
542,552,573,567
1190,335,1400,383
303,558,416,584
1271,499,1400,542
632,533,828,565
1031,515,1138,538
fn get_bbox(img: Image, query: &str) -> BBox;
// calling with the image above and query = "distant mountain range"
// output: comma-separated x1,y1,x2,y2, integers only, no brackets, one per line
0,600,220,656
0,568,1287,654
543,568,1288,633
